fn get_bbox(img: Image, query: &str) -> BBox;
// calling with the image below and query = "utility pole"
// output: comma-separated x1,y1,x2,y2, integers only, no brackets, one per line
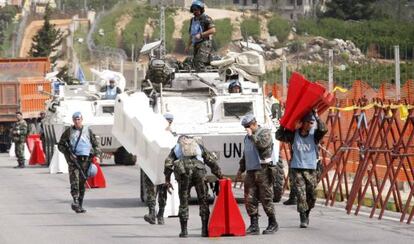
159,1,166,59
395,45,401,100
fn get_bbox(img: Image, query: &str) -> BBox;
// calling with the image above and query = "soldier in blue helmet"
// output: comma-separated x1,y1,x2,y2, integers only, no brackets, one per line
58,112,101,213
228,80,242,93
185,0,216,70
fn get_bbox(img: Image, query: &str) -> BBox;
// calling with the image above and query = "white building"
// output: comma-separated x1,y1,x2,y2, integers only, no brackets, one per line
0,0,23,7
149,0,193,8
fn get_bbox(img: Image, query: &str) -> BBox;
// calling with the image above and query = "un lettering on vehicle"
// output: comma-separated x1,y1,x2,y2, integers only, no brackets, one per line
100,136,113,147
223,142,242,158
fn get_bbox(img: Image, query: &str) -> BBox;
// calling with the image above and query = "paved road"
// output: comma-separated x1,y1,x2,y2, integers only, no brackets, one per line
0,153,413,244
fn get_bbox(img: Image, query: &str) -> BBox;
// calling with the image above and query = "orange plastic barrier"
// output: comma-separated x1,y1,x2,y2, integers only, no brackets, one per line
208,179,245,237
86,157,106,188
29,140,46,165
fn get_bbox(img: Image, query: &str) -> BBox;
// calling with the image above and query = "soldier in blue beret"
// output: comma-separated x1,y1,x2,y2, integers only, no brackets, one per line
237,114,279,235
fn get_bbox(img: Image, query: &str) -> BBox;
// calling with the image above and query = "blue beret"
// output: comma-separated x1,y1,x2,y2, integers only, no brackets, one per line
301,112,315,122
241,114,256,127
163,113,174,121
72,112,82,119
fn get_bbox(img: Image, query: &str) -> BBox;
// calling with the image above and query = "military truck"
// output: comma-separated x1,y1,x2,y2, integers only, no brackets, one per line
0,58,51,152
135,42,284,202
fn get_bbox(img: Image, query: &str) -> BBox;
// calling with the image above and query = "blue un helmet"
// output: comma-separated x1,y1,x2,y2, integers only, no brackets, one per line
228,80,242,93
190,0,205,13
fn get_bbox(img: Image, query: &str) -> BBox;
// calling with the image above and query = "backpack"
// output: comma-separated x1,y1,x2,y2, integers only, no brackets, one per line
178,136,199,157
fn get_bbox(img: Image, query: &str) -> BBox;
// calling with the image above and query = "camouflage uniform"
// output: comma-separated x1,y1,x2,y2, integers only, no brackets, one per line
189,14,215,70
239,125,278,234
164,136,223,237
58,125,99,212
11,119,28,168
145,59,173,86
143,172,167,225
276,114,327,227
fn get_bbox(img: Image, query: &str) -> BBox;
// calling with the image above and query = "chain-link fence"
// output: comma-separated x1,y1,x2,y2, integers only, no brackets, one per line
263,43,414,91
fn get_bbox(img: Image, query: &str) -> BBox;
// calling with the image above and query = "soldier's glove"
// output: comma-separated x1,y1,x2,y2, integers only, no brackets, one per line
165,181,174,194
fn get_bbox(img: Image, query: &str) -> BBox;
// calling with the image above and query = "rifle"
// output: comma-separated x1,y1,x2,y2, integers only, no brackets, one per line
64,141,91,188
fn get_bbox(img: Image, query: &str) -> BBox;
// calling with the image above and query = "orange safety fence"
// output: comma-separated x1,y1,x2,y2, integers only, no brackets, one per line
270,79,414,224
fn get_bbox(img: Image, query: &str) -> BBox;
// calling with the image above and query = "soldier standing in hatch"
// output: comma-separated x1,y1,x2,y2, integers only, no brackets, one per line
58,112,100,213
237,114,279,235
11,112,28,168
276,110,327,228
164,135,223,238
185,0,216,70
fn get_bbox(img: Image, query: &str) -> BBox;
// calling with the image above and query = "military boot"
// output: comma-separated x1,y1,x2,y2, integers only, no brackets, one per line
306,209,310,225
71,197,81,213
300,212,308,228
179,219,188,238
144,207,156,224
283,197,297,205
262,214,279,234
157,208,165,225
246,215,260,235
78,197,87,213
201,217,209,237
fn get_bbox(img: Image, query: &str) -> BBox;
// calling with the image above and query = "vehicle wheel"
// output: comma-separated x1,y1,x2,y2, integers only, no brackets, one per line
0,143,8,153
114,146,136,165
273,159,285,203
140,169,147,203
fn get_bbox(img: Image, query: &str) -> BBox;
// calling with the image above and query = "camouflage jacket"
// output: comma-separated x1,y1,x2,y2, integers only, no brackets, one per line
164,143,223,181
11,120,28,143
57,126,100,158
239,126,273,173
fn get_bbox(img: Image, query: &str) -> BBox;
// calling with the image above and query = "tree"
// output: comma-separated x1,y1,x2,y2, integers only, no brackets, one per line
323,0,376,20
29,3,63,63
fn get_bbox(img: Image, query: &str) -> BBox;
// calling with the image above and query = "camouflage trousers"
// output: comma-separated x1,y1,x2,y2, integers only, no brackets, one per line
68,156,90,199
244,165,275,217
175,167,210,221
193,40,212,70
143,172,167,210
287,168,297,199
291,168,318,213
14,141,25,165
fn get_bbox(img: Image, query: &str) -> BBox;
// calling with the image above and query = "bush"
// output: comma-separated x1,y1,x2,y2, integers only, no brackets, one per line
240,17,260,39
93,2,139,48
288,40,305,53
121,5,158,55
296,18,414,58
267,15,290,43
213,18,233,50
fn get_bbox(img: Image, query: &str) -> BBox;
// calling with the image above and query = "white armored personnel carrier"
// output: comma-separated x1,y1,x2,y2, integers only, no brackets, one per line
112,42,285,202
42,70,135,165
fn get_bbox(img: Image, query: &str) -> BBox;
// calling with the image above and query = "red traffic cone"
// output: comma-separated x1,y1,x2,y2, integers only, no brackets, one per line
29,139,46,165
208,179,245,237
86,157,106,188
26,134,41,153
280,73,327,130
